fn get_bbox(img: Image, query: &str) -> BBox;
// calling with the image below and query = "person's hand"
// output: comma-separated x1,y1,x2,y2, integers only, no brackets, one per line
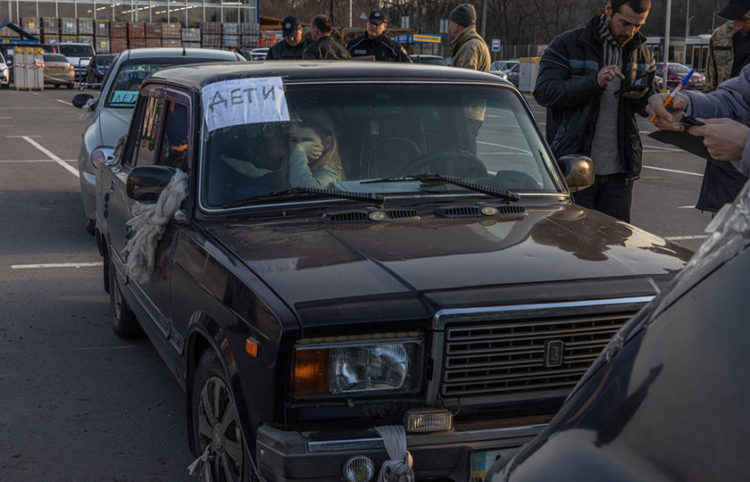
292,141,323,162
621,87,649,100
646,92,689,131
597,65,624,88
688,118,750,161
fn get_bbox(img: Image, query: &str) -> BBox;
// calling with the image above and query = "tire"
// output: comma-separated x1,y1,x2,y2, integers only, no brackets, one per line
109,255,144,338
67,83,74,89
192,350,257,482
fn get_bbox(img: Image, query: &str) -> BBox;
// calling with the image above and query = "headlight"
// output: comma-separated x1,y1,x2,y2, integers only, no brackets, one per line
293,333,423,399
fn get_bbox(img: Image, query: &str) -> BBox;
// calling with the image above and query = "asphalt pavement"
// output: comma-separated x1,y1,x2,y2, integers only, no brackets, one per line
0,86,714,481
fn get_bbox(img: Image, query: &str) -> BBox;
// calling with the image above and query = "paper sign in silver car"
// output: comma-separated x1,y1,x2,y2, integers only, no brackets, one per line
202,77,289,132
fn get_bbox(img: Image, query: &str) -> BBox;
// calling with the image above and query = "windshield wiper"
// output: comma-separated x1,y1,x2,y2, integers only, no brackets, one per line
219,187,386,209
362,173,520,202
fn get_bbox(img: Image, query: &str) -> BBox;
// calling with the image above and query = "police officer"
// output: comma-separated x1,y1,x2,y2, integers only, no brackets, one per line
266,16,309,60
346,11,412,62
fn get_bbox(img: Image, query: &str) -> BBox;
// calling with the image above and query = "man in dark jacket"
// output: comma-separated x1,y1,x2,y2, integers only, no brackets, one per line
266,16,309,60
302,15,350,60
534,0,654,222
346,10,412,62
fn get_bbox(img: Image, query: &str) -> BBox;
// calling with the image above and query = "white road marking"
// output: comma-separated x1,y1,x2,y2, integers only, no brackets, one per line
0,106,66,109
56,99,73,106
0,159,77,163
0,116,11,119
7,134,41,137
678,205,695,209
21,136,79,177
642,165,702,177
476,140,531,154
665,235,709,241
11,262,103,269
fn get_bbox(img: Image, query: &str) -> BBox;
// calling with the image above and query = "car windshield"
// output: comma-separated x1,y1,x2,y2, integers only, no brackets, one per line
106,58,220,108
97,55,115,66
58,44,94,57
44,54,68,62
200,82,563,209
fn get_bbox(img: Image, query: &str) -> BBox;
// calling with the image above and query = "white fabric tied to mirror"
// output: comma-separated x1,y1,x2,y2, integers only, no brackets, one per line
375,425,415,482
123,169,188,284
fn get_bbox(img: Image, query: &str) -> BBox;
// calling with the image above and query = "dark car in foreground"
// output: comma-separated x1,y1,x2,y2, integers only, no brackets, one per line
486,188,750,481
94,61,691,481
84,53,117,85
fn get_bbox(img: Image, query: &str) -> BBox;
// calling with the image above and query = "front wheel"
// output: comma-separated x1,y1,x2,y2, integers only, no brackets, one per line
192,350,256,482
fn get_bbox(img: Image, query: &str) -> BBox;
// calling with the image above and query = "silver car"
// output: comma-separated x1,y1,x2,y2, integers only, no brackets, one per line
0,53,9,88
72,47,244,233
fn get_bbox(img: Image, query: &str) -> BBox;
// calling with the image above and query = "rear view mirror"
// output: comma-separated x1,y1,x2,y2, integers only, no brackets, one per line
127,166,176,202
557,155,594,193
72,92,94,108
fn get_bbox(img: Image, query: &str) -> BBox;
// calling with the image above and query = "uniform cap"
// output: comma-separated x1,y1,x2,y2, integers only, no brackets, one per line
368,10,387,25
282,16,301,37
718,0,750,20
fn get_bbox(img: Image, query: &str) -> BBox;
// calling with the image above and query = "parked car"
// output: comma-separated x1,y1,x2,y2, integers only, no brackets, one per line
93,61,691,482
249,47,269,60
0,43,57,84
486,186,750,481
0,52,9,88
410,54,447,65
655,62,705,90
84,53,117,86
507,62,520,87
42,53,75,89
57,42,96,80
491,60,519,73
489,69,509,81
72,47,244,234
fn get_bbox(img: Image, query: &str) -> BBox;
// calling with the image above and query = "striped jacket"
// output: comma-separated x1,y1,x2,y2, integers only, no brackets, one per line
534,15,655,182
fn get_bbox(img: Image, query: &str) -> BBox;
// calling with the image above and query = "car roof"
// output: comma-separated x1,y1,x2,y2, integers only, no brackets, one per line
117,47,243,61
146,61,510,91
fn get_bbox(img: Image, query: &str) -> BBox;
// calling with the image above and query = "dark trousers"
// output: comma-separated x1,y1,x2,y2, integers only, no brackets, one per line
572,173,633,223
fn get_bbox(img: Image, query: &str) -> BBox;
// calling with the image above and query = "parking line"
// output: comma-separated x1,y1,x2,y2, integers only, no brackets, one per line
0,159,77,163
21,136,79,178
56,99,73,107
665,235,709,241
11,262,103,269
642,165,701,177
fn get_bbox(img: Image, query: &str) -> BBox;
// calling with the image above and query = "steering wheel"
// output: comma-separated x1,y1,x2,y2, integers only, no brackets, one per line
397,151,487,178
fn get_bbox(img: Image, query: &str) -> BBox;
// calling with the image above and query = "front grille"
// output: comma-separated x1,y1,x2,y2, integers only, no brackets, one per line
440,307,639,398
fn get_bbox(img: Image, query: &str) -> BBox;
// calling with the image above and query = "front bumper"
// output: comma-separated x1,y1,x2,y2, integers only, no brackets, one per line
256,420,547,481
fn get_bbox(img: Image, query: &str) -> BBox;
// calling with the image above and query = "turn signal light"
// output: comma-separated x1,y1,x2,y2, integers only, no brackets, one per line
293,349,328,397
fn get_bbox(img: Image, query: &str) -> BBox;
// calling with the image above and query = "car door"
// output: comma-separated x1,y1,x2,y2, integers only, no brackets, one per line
106,85,192,348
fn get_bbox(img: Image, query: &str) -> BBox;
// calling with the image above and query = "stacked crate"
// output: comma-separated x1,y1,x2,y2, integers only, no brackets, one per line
78,18,94,45
145,22,162,47
0,25,20,39
201,22,221,48
42,17,60,45
60,17,77,44
241,23,259,49
181,27,200,48
128,22,146,49
110,21,128,53
222,23,239,49
95,20,110,52
21,18,41,36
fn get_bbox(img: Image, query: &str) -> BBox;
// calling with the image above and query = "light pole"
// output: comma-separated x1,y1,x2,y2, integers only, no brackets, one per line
663,0,672,87
683,0,693,64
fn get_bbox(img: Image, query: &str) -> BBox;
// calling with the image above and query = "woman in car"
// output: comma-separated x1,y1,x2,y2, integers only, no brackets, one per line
288,111,344,188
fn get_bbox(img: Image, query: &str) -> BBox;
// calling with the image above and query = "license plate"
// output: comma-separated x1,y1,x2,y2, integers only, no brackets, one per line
469,448,510,482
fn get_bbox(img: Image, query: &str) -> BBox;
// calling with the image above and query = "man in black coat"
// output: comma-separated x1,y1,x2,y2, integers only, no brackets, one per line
302,15,350,60
346,11,412,62
534,0,654,223
266,16,309,60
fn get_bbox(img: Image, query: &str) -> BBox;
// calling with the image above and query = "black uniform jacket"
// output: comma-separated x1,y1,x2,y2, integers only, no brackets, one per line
346,33,412,62
266,39,311,60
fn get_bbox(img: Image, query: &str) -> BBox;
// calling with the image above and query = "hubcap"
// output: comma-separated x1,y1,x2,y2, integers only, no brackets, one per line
197,375,243,481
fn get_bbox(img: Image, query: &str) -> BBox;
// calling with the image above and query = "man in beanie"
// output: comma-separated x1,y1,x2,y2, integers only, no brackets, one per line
346,11,412,62
534,0,654,223
449,3,490,72
694,0,750,213
266,16,310,60
303,14,351,60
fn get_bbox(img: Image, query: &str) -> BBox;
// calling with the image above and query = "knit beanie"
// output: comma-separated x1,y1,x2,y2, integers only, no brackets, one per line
449,4,477,27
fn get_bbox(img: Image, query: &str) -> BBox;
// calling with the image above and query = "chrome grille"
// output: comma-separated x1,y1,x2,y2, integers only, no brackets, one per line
440,307,639,398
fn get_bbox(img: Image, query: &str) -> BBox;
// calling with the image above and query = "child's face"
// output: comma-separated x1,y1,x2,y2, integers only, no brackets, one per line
289,125,324,162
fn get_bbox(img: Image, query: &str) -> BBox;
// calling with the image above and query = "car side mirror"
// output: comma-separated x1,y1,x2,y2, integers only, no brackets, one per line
127,166,176,203
557,154,594,193
72,92,94,108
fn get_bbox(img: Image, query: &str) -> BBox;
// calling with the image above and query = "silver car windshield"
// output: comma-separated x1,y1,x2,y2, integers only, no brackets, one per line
200,82,563,208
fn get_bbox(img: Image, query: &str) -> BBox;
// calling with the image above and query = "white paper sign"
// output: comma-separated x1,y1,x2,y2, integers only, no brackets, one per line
201,77,290,132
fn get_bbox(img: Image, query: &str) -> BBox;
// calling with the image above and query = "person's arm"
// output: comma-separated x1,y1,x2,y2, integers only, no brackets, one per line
705,36,718,92
533,38,603,109
684,67,750,123
289,149,339,188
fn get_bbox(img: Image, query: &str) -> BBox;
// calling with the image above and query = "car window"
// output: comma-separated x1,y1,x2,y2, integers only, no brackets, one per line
58,44,95,57
158,99,191,171
43,54,68,62
201,82,563,208
132,95,165,167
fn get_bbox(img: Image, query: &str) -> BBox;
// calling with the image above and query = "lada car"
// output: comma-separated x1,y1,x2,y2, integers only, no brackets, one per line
94,61,691,481
486,186,750,482
72,47,244,234
42,53,75,89
0,52,8,88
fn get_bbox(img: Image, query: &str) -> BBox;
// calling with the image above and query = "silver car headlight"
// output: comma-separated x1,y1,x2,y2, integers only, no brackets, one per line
292,333,423,399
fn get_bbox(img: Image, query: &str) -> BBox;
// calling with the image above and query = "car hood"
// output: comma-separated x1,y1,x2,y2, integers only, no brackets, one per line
207,204,692,322
96,106,135,148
